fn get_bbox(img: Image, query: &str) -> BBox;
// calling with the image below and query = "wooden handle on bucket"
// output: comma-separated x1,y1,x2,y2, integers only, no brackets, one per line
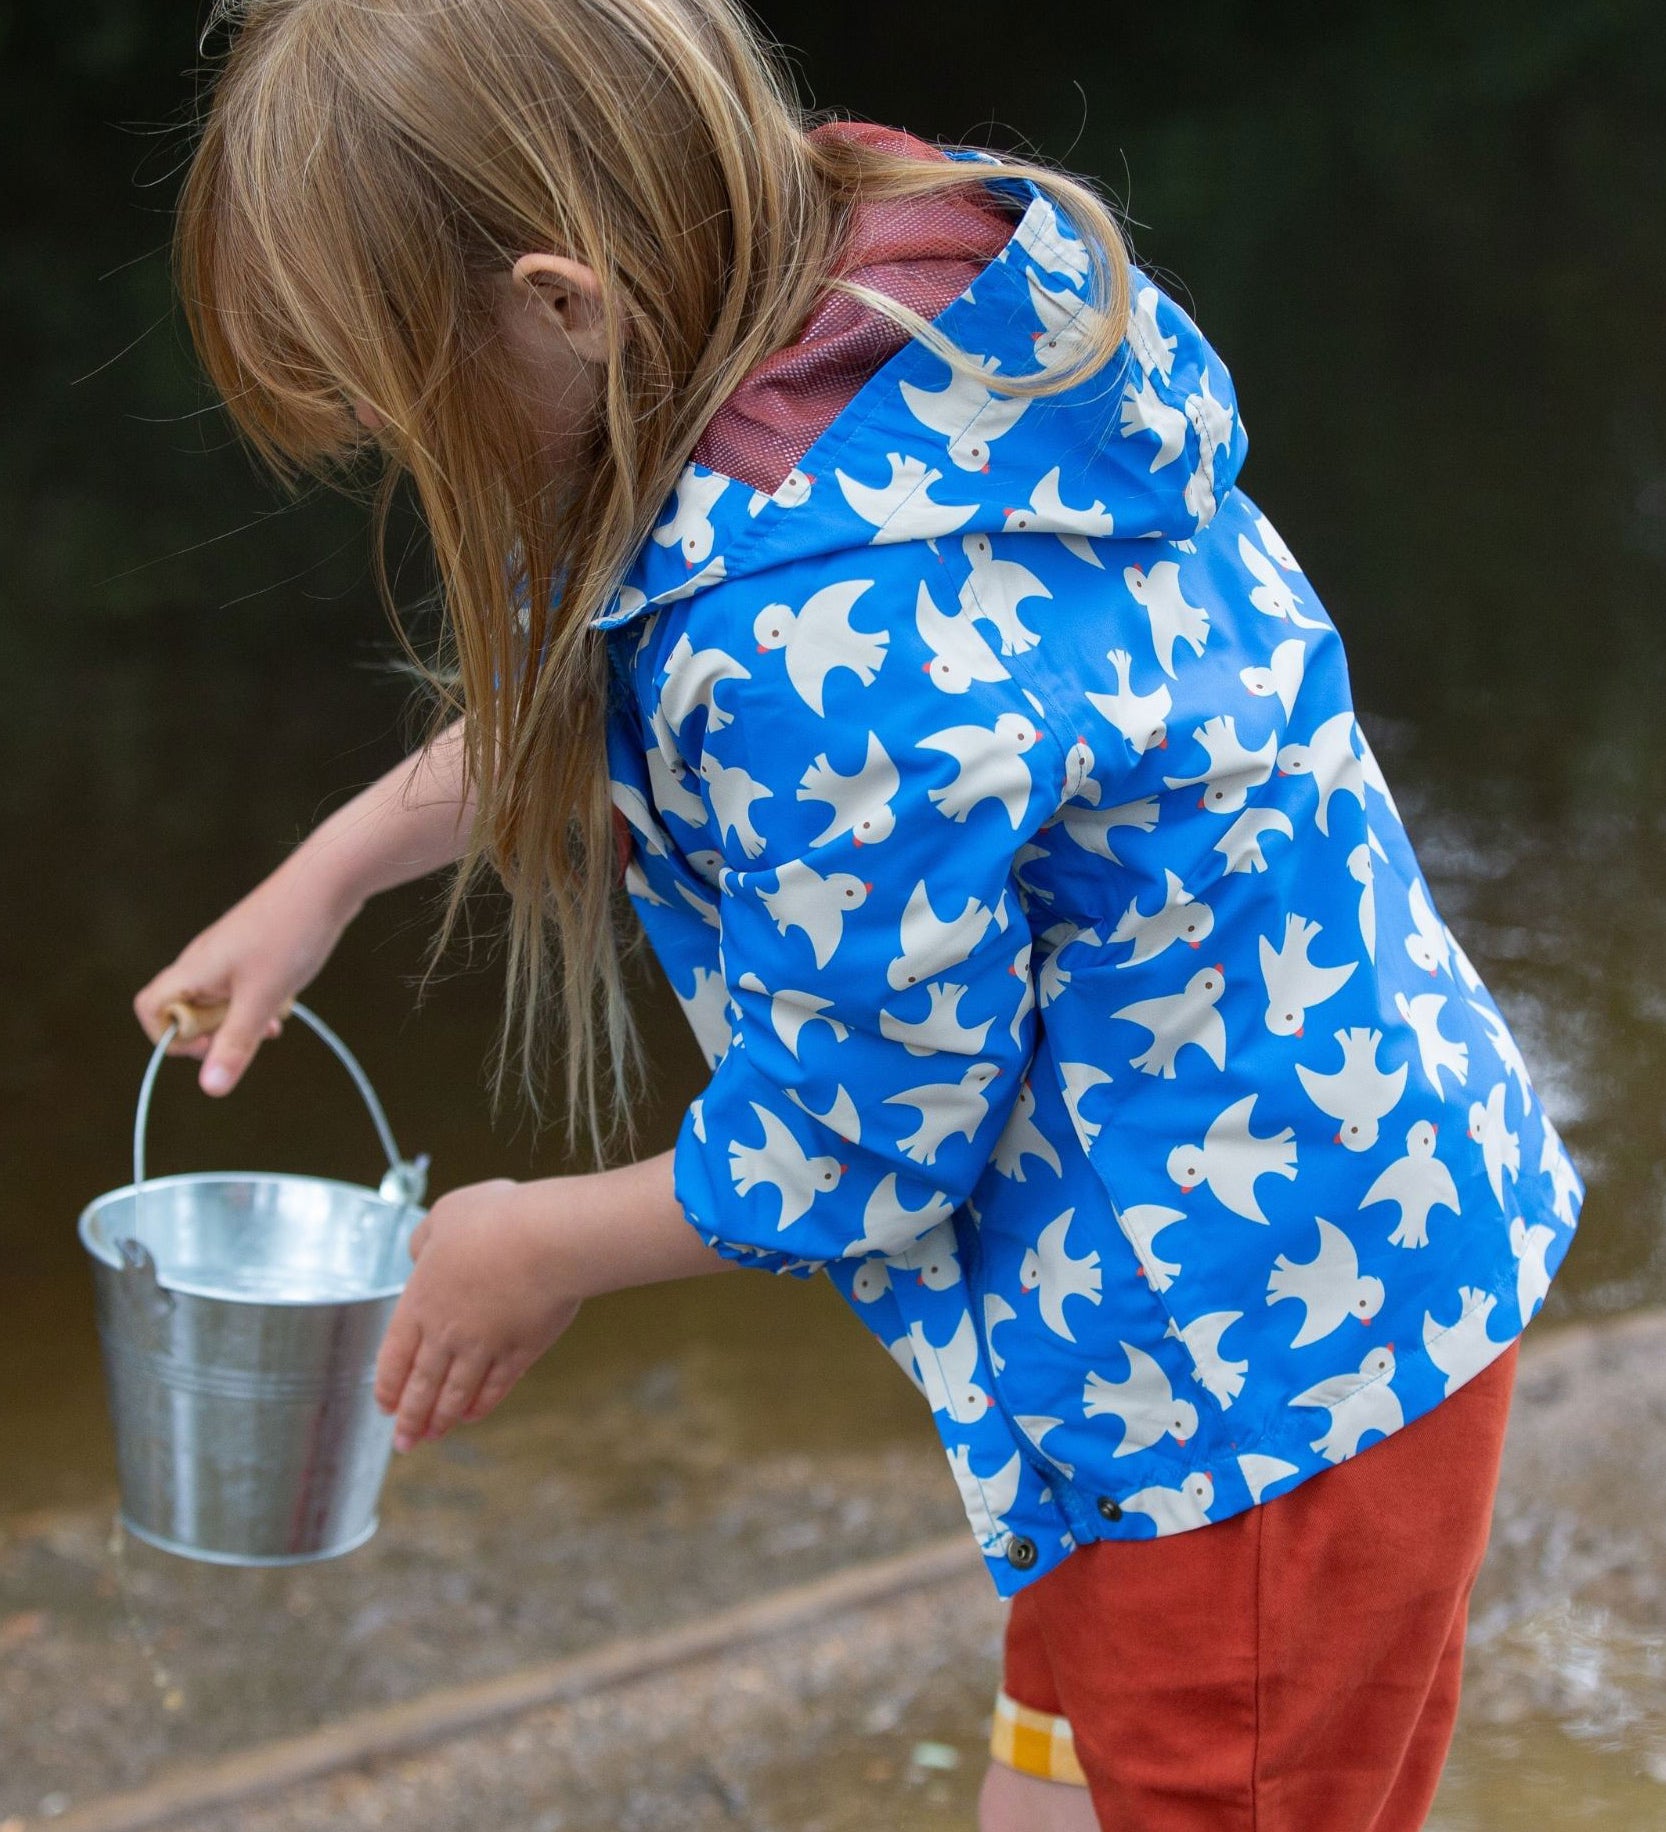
163,995,295,1042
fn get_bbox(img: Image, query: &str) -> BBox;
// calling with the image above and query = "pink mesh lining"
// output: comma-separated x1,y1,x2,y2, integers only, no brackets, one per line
692,121,1019,495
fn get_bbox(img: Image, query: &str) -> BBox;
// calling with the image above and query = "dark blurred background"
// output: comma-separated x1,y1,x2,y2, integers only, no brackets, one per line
3,0,1663,1515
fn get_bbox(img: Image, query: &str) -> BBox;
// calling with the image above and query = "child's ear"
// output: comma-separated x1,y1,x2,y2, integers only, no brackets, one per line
509,252,616,363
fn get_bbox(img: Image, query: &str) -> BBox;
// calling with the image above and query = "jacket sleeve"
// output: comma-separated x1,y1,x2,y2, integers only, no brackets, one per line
659,574,1071,1275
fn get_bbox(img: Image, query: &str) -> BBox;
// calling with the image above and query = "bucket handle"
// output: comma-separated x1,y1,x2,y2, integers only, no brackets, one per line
134,1000,429,1208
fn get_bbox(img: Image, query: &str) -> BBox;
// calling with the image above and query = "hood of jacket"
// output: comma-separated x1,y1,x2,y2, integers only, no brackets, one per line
592,175,1252,634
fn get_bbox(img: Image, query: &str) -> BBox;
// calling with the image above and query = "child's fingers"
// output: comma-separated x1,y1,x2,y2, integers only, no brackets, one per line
393,1343,452,1450
424,1353,490,1439
199,988,282,1096
461,1359,522,1424
375,1309,423,1416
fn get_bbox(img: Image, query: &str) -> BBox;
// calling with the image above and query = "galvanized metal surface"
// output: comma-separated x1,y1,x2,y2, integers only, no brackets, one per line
77,1006,427,1566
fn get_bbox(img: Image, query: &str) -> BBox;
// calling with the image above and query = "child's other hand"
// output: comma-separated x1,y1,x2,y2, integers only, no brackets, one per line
374,1177,582,1451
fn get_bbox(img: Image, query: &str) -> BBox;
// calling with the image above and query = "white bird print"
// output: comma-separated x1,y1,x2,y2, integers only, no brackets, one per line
958,533,1052,655
1026,270,1099,374
849,1259,890,1303
1165,1310,1248,1406
1111,869,1215,968
1355,727,1405,823
1237,531,1325,628
621,857,669,909
674,876,720,929
948,1445,1023,1547
758,859,871,969
834,452,977,542
1019,1208,1103,1341
1276,711,1366,837
685,847,725,886
753,578,888,716
1403,880,1453,977
1060,737,1103,804
1252,511,1301,571
879,981,992,1057
1266,1217,1385,1348
887,880,1008,991
1085,648,1171,754
797,731,900,848
1446,923,1485,993
747,466,813,515
734,973,849,1059
1121,1472,1216,1536
1347,841,1377,960
644,744,708,831
1055,1062,1113,1150
1473,1001,1532,1106
1511,1217,1556,1324
1394,991,1469,1094
655,632,752,741
918,713,1040,828
845,1174,954,1257
1083,1342,1199,1458
1127,283,1178,382
1166,1093,1297,1224
983,1292,1018,1375
1057,794,1162,863
1290,1347,1402,1463
609,778,670,858
1259,913,1357,1037
673,965,732,1069
1123,561,1210,677
650,467,729,566
1119,373,1188,473
1467,1081,1521,1203
1001,467,1116,568
898,356,1030,472
652,554,728,604
1112,965,1229,1079
699,752,772,859
1238,1454,1300,1505
992,1080,1065,1180
1013,196,1093,280
1118,1202,1186,1291
1298,1028,1407,1153
886,1219,960,1291
1360,1120,1461,1249
727,1102,844,1231
884,1062,1002,1164
1214,806,1295,876
1165,715,1277,815
1539,1116,1582,1228
914,579,1010,695
898,1313,994,1423
1239,638,1307,719
787,1082,861,1143
1015,1415,1075,1481
1182,371,1233,524
1423,1288,1504,1397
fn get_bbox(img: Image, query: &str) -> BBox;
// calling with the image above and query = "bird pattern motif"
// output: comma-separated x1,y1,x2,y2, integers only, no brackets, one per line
597,171,1583,1597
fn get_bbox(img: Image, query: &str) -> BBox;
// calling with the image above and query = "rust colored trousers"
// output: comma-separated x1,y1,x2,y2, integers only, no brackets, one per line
999,1341,1519,1830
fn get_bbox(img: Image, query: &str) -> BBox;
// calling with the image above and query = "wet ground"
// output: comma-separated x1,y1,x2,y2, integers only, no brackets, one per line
5,1307,1666,1829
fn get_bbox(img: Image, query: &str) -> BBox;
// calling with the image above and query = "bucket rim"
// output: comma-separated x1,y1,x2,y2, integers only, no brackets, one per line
78,1171,423,1305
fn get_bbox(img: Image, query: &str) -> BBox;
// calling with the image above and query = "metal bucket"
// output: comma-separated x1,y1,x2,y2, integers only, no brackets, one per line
78,1002,429,1566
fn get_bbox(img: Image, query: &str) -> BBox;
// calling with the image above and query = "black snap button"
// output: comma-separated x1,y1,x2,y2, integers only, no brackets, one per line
1005,1534,1038,1570
1097,1496,1123,1522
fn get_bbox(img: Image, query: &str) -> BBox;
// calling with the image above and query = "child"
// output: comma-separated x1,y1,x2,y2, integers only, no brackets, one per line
136,2,1583,1825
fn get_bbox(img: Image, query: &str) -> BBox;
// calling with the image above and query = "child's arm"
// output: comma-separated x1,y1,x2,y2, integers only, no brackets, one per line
373,1150,735,1450
134,718,476,1093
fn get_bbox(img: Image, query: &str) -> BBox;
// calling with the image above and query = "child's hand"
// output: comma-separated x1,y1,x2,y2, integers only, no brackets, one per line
133,857,359,1095
374,1177,583,1451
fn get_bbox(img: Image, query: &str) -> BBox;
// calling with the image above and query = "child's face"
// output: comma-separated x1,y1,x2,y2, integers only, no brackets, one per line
351,253,610,497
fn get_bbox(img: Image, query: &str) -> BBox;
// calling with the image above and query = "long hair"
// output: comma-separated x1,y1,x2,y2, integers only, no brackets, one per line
175,0,1136,1157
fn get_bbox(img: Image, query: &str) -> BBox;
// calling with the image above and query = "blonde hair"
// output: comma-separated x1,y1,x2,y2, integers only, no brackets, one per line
176,0,1135,1156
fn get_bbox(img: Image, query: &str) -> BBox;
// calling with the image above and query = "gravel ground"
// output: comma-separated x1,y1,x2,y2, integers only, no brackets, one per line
8,1311,1666,1831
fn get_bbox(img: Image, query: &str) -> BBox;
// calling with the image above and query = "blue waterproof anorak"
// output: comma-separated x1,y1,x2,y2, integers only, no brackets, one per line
598,173,1583,1596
